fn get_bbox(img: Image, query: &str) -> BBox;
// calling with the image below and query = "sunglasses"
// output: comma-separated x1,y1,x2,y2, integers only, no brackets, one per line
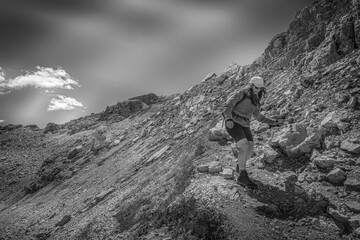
253,86,265,90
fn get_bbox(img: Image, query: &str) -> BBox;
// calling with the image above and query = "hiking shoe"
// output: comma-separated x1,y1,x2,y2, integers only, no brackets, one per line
237,171,258,189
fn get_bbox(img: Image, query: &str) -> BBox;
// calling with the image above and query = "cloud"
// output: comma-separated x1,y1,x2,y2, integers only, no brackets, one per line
0,68,4,82
47,94,84,111
0,66,80,94
0,120,4,123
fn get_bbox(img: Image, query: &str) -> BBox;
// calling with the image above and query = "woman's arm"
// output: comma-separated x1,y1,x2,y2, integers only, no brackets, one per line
253,106,278,125
223,90,244,121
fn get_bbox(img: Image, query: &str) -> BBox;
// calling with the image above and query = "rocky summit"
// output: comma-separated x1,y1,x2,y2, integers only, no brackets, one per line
1,0,360,239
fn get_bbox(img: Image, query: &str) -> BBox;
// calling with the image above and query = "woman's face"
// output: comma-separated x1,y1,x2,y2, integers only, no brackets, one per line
252,85,263,94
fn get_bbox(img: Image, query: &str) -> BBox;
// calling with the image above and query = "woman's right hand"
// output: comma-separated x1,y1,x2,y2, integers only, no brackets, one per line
226,119,234,129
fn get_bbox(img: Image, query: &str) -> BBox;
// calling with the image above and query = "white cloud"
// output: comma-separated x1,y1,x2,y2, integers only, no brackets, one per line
0,66,80,94
47,95,85,111
0,120,4,123
0,68,5,83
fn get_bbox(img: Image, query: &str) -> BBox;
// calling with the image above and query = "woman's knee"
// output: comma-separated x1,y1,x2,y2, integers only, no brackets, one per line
236,138,250,152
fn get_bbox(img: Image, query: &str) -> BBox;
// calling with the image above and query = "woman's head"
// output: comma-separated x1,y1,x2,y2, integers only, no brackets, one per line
246,76,266,105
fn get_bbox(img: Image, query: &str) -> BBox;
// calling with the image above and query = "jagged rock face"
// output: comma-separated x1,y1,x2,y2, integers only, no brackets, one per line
259,0,360,71
128,93,159,105
99,99,153,122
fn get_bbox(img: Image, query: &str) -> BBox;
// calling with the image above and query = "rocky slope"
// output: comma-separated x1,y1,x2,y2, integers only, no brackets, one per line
1,0,360,239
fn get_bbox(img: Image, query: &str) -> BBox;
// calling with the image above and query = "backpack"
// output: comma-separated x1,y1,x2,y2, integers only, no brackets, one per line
221,91,247,127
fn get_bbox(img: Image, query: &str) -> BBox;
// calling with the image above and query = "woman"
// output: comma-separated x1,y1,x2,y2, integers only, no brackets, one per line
223,76,281,189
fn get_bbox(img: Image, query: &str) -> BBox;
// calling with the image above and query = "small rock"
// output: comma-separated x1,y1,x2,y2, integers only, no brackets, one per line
309,201,328,214
340,140,360,154
313,156,335,168
345,201,360,214
261,145,280,164
328,208,349,223
67,145,83,159
349,215,360,229
221,168,233,179
327,168,347,184
310,149,321,161
146,145,170,164
208,161,222,173
344,174,360,192
173,132,183,140
55,215,71,227
197,164,209,173
320,112,338,128
95,187,115,203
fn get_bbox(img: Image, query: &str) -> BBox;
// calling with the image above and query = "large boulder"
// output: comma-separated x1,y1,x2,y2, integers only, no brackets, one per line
269,123,307,149
269,123,321,158
286,131,322,158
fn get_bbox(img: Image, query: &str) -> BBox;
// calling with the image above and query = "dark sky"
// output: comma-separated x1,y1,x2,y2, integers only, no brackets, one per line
0,0,314,127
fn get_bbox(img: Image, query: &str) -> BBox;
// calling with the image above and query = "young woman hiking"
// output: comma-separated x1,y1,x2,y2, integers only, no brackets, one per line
223,76,282,189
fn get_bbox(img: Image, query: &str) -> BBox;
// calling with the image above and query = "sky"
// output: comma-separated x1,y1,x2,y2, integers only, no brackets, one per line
0,0,314,128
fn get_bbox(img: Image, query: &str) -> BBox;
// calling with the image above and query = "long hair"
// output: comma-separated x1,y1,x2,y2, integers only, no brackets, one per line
243,85,266,106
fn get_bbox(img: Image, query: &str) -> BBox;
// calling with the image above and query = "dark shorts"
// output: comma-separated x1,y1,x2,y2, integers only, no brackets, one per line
226,121,253,142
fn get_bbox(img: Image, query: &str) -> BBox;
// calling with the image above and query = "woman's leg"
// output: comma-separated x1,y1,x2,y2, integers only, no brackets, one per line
246,141,254,165
236,138,249,171
238,128,257,189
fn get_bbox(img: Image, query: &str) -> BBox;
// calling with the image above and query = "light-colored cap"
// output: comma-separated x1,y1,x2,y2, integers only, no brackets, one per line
249,76,265,88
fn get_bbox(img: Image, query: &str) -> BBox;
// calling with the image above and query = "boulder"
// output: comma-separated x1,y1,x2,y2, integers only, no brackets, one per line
326,168,347,184
286,131,322,158
269,123,307,149
208,121,232,142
